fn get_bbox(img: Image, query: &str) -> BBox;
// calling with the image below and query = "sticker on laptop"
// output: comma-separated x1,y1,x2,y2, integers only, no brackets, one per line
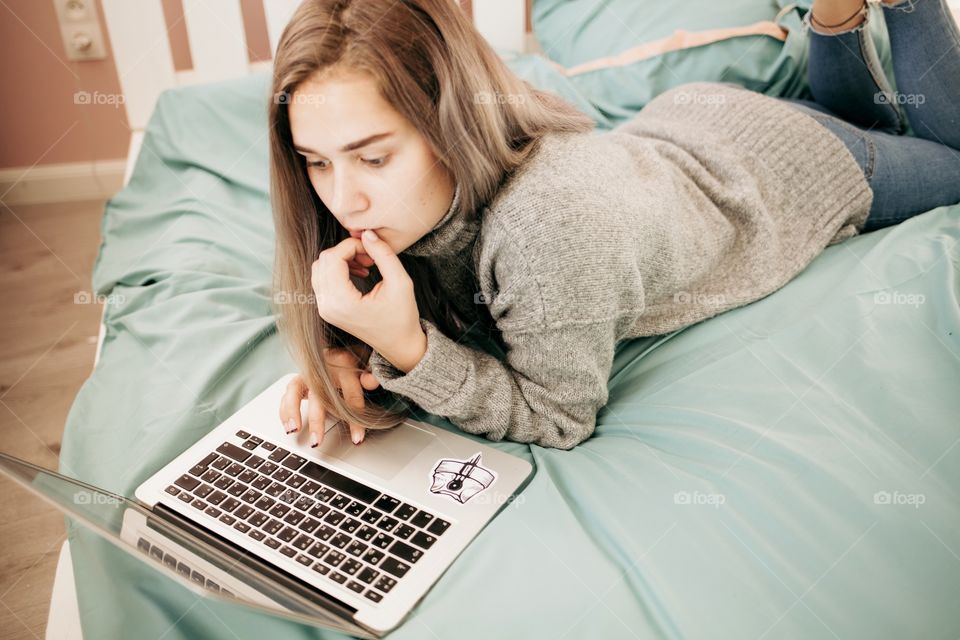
429,452,496,504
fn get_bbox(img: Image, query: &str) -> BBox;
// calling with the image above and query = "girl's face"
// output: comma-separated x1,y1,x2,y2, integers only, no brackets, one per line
288,70,456,254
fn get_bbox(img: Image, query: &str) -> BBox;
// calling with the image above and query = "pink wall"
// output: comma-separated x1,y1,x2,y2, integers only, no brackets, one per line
0,0,523,170
0,0,274,169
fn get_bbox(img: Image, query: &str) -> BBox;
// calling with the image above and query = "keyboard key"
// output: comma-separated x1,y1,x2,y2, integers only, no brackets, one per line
246,455,265,470
363,549,385,566
339,518,361,534
388,540,423,564
234,521,251,533
265,537,281,550
242,440,257,450
345,501,366,517
357,567,379,584
330,494,351,510
226,483,246,497
360,509,382,524
211,456,230,470
374,575,397,593
225,463,244,477
312,563,330,576
282,453,306,470
251,475,271,490
188,465,206,478
356,525,378,542
265,483,285,497
329,572,348,585
260,461,279,475
278,527,299,542
294,496,313,512
204,506,222,518
409,511,433,529
268,448,289,463
234,505,254,520
218,514,236,526
255,496,276,511
364,590,383,603
279,545,297,558
249,529,266,541
196,452,219,468
293,534,313,551
298,517,320,534
394,504,417,520
345,540,368,557
323,551,346,567
316,487,336,502
263,519,284,535
427,518,450,536
309,503,331,519
330,533,351,549
195,484,214,499
323,511,346,526
340,559,362,575
395,524,416,540
248,512,268,527
308,542,330,558
296,554,313,567
286,474,307,489
410,531,437,550
346,580,365,594
371,533,392,550
269,504,291,518
380,557,410,579
249,436,263,446
236,430,251,439
165,485,180,497
216,442,251,463
283,510,305,526
272,468,292,482
241,490,260,504
174,474,200,491
301,481,322,495
299,462,380,504
202,470,221,483
278,489,298,504
221,498,241,513
315,524,336,541
261,441,276,451
177,492,192,503
238,469,257,484
376,516,399,533
373,495,400,513
191,499,207,511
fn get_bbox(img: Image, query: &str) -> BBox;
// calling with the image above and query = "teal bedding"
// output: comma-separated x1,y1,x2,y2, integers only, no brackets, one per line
61,55,960,640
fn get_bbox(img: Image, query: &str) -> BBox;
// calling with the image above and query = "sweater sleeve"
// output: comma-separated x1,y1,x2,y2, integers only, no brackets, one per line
367,315,618,450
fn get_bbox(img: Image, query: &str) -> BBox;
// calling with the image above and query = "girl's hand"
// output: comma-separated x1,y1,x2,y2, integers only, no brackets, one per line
311,230,425,370
278,361,380,448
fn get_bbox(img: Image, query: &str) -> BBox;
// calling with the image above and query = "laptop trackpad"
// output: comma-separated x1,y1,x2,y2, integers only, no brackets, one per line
315,420,434,482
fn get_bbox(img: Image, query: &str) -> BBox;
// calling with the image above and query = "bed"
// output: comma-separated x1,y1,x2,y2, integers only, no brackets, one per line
51,1,960,638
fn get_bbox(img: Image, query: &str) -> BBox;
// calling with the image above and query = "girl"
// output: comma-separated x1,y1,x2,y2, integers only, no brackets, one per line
272,0,960,450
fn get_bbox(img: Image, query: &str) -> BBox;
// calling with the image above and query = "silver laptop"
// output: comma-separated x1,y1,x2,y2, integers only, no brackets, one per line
1,373,533,637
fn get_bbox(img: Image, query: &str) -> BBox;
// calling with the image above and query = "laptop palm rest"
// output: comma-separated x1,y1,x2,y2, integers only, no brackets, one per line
293,419,435,482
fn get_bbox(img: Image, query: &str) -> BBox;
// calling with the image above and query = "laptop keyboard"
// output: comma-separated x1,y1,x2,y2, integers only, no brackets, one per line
166,430,451,605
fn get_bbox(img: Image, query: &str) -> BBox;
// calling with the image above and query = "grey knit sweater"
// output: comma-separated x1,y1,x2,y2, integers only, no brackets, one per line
367,82,873,450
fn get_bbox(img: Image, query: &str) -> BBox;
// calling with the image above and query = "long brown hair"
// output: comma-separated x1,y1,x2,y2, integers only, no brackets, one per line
269,0,595,429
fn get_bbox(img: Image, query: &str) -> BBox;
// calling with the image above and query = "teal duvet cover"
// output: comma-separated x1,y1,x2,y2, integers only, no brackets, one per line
59,67,960,639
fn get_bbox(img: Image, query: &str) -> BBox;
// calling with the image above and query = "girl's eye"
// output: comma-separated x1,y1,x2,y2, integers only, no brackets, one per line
306,159,327,169
362,156,388,167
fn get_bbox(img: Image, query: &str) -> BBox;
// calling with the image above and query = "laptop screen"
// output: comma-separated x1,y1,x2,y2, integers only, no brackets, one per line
0,452,376,639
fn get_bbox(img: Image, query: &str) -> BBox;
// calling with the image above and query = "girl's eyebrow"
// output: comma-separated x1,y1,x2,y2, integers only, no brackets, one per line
294,131,394,155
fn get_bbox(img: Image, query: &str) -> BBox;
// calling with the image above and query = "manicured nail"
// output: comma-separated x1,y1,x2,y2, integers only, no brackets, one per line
352,431,363,445
286,418,297,433
310,432,318,448
362,229,378,241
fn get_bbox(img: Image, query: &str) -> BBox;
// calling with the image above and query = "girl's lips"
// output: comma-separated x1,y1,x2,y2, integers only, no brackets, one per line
348,228,381,239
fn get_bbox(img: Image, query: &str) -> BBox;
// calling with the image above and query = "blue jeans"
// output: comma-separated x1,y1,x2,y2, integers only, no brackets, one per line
778,0,960,232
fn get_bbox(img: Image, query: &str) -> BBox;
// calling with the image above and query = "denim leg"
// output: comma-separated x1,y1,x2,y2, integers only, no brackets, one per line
804,3,906,133
781,100,960,231
883,0,960,149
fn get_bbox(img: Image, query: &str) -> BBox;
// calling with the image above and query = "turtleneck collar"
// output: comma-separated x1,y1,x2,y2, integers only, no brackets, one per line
403,183,480,258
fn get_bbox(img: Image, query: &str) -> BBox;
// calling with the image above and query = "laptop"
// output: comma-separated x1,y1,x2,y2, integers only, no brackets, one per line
0,373,533,637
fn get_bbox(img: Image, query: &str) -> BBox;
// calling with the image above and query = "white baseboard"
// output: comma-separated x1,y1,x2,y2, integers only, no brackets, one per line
0,158,126,206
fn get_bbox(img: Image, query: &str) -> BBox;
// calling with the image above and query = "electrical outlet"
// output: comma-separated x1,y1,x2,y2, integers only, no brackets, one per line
53,0,107,61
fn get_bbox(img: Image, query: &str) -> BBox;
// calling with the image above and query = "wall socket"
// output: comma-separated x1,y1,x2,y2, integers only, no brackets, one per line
53,0,107,61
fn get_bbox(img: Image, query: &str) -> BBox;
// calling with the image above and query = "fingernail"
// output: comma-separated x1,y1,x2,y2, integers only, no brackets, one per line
310,432,319,448
286,418,298,434
352,431,362,445
363,229,378,241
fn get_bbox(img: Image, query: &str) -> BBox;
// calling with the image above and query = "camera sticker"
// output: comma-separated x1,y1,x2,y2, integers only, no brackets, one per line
428,452,496,504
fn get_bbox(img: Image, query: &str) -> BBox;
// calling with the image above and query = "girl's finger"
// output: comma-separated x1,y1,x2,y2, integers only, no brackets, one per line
279,376,308,434
338,374,367,445
306,388,327,449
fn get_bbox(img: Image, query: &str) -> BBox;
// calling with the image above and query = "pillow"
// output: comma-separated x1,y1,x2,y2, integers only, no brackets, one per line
529,0,896,129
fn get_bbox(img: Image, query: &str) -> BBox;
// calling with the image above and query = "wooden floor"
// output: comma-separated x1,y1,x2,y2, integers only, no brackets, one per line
0,198,106,639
